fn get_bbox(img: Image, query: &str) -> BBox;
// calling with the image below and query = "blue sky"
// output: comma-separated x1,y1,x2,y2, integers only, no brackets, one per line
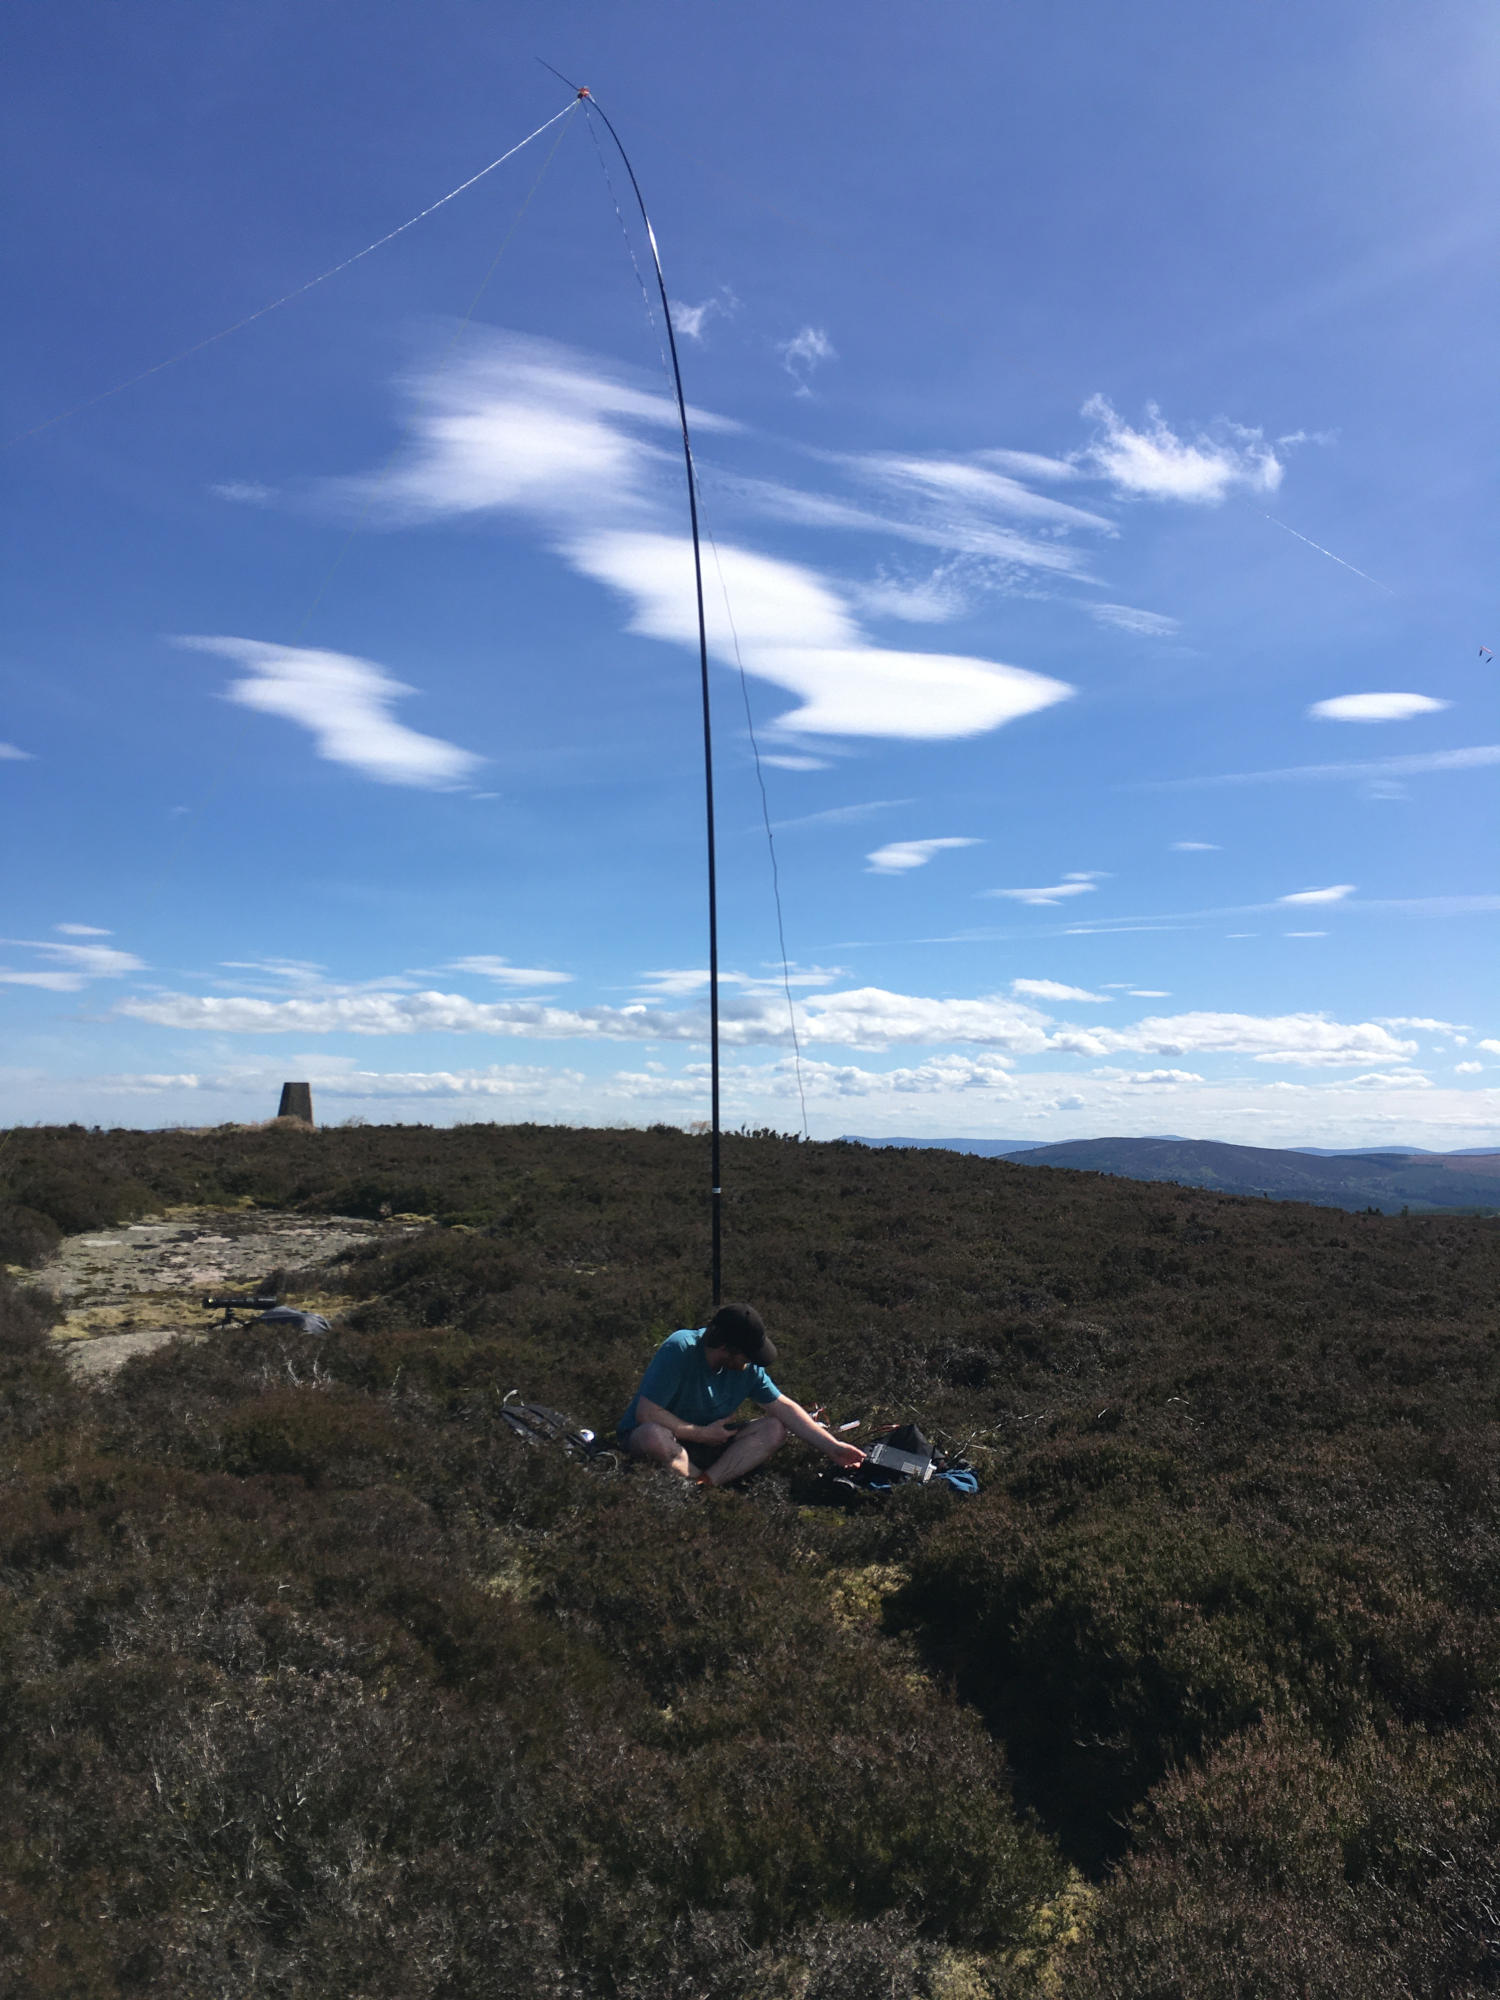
4,0,1497,1147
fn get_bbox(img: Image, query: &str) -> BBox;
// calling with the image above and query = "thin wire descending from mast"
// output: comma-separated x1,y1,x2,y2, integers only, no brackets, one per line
703,517,812,1141
7,101,577,448
570,82,724,1305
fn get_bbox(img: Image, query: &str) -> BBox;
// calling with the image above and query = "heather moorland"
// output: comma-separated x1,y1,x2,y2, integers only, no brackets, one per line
4,1119,1500,1997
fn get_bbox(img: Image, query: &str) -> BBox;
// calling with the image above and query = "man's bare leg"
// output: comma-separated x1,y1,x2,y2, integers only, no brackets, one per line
699,1417,788,1487
624,1421,692,1477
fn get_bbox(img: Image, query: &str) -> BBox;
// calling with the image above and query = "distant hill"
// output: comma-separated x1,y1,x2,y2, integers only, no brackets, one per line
844,1134,1500,1213
1003,1137,1500,1213
842,1135,1048,1156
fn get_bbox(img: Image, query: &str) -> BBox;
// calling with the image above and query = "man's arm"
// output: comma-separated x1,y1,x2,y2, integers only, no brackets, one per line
766,1394,865,1469
634,1395,737,1446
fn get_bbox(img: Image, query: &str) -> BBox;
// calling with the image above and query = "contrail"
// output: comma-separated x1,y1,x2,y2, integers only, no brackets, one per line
1262,514,1396,594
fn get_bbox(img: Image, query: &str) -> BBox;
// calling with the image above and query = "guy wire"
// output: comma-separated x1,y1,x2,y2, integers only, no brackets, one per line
0,97,580,1200
291,103,578,638
703,510,812,1141
147,102,575,858
7,101,578,450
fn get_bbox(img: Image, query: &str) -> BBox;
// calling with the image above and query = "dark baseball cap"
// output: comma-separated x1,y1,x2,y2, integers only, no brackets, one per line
707,1303,777,1367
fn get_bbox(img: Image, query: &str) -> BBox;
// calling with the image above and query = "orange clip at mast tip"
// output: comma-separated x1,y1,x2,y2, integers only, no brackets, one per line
578,87,592,98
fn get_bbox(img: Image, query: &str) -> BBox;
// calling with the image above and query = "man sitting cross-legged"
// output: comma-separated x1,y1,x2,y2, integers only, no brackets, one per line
618,1303,866,1488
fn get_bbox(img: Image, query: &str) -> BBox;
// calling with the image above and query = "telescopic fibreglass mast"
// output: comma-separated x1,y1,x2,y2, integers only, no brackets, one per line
568,83,723,1305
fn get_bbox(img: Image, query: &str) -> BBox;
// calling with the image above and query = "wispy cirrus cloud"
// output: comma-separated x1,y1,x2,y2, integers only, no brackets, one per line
210,480,275,505
1,937,144,991
1089,602,1180,637
1279,884,1356,905
321,331,1075,744
1012,978,1109,1003
671,288,737,342
180,637,483,789
852,454,1116,534
1151,745,1500,788
771,798,915,833
866,837,979,875
778,325,836,394
446,956,572,987
1080,395,1284,502
1308,692,1451,723
0,742,34,761
986,871,1107,906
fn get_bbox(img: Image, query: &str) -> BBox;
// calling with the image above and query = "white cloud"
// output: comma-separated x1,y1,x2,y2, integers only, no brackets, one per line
55,923,111,936
0,743,34,761
1090,1067,1205,1086
723,469,1094,574
1479,1040,1500,1057
1129,989,1171,997
1011,978,1110,1003
447,956,572,987
210,480,275,504
1160,745,1500,788
0,937,144,992
866,837,980,875
1344,1071,1434,1090
975,448,1081,483
1171,841,1220,851
1455,1061,1483,1075
1376,1017,1471,1035
1089,603,1181,637
635,965,843,999
671,290,736,342
855,454,1115,533
987,871,1105,906
1279,884,1356,905
1097,1012,1416,1065
573,529,1072,738
1080,395,1283,503
1284,931,1327,937
772,798,914,832
853,571,969,623
760,753,830,770
1308,693,1450,723
114,981,1420,1079
181,637,483,789
778,325,836,394
325,334,1076,745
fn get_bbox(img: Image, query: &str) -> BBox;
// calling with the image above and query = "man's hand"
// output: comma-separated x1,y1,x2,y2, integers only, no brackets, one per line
694,1419,738,1445
829,1440,866,1470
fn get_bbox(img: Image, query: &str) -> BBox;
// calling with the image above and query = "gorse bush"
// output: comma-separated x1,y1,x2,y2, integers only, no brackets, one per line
3,1120,1499,1994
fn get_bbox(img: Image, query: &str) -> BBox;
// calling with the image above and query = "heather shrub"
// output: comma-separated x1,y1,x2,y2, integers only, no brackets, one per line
0,1203,62,1268
1059,1711,1500,1999
890,1496,1496,1867
5,1119,1500,1991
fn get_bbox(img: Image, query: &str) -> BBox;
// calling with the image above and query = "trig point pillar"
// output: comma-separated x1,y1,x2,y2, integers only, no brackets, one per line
277,1081,314,1125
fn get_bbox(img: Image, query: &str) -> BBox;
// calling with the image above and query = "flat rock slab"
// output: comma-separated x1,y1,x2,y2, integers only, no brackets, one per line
66,1327,207,1381
38,1208,428,1378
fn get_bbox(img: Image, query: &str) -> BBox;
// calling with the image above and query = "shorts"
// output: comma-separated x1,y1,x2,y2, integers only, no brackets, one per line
617,1421,747,1469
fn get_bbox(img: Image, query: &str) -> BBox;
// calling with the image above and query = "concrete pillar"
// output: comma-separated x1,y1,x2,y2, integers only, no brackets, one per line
277,1082,314,1125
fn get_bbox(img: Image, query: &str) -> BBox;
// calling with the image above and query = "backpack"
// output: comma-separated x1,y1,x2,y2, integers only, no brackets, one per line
498,1398,615,1462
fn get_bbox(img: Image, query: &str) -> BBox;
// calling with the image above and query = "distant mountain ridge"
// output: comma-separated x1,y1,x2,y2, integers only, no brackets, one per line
843,1134,1500,1214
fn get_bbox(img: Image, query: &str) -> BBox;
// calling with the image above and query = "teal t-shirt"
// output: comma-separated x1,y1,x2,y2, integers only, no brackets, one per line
619,1327,780,1436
